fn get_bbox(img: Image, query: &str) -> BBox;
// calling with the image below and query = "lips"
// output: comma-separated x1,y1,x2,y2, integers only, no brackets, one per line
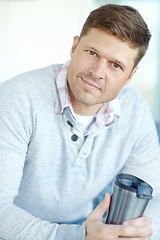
81,77,100,90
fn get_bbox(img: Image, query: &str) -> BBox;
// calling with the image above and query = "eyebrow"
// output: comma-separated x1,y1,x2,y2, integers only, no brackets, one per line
87,46,127,70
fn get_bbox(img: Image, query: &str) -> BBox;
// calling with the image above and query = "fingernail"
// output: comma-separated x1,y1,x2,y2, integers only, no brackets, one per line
123,222,130,226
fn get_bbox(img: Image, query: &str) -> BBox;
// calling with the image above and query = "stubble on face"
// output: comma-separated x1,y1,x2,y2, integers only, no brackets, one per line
67,64,107,107
67,61,122,110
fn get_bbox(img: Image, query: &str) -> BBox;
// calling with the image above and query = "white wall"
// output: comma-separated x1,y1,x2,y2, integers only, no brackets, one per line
0,0,159,118
0,0,93,84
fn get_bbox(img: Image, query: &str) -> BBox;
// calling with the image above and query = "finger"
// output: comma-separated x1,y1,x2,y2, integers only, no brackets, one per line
117,238,149,240
89,193,111,221
99,224,144,238
117,224,152,238
123,216,152,227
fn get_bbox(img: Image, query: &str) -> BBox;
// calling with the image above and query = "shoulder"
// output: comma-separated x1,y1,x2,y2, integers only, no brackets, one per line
117,86,155,133
0,64,62,93
119,86,145,102
0,64,62,103
118,86,150,114
0,64,63,115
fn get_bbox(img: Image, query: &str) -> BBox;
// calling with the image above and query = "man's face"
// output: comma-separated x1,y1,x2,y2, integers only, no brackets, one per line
67,28,138,115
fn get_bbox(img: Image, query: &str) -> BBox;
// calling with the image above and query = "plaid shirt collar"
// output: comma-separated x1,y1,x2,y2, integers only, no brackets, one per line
55,61,120,132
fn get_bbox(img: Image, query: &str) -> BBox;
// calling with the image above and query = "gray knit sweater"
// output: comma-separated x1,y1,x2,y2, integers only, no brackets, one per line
0,64,160,240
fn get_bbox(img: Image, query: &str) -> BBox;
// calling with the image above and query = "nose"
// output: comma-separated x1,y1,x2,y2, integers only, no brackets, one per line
88,59,106,80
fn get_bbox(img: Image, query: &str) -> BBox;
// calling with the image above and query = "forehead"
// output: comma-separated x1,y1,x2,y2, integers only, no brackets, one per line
79,28,138,69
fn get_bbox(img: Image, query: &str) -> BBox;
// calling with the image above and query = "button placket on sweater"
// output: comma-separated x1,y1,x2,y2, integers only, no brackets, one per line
63,107,84,144
73,136,95,167
73,118,117,167
64,117,94,167
63,108,116,167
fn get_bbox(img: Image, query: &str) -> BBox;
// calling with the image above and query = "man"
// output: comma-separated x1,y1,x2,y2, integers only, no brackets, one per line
0,4,160,240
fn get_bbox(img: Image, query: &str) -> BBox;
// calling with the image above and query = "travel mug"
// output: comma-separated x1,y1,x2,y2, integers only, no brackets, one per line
106,173,153,224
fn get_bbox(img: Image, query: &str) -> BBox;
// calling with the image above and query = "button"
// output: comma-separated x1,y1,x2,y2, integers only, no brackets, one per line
71,134,78,142
67,120,73,128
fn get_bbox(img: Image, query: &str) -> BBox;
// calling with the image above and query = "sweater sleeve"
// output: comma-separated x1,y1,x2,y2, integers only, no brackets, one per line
0,79,86,240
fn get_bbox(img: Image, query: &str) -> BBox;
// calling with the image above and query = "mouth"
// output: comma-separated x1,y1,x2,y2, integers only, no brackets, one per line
81,77,101,90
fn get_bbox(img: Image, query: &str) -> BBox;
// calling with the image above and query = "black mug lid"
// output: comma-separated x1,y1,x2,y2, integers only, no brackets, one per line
115,173,153,199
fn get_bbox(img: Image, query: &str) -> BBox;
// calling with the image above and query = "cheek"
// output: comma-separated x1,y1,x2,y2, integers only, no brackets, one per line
71,52,92,72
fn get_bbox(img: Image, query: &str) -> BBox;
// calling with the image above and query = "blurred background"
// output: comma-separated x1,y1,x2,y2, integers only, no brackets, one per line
0,0,160,122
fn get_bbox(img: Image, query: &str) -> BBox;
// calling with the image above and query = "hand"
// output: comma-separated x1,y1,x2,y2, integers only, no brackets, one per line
85,193,153,239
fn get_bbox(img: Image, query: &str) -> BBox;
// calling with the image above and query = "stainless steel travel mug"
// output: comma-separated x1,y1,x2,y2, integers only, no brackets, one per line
106,173,153,224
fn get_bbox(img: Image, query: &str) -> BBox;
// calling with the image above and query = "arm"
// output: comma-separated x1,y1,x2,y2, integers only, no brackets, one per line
0,80,85,240
89,95,160,240
120,98,160,240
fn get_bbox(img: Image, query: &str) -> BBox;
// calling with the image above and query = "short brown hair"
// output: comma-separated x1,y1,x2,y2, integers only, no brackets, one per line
80,4,151,67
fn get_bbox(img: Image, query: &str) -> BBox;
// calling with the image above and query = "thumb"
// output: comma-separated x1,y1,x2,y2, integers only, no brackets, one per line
90,193,111,222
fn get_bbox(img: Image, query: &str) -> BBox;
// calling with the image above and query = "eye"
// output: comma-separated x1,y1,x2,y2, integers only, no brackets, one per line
88,50,97,57
111,62,121,69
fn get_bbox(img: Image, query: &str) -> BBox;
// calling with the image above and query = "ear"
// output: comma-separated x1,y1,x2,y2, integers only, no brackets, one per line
125,66,138,85
70,36,79,58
